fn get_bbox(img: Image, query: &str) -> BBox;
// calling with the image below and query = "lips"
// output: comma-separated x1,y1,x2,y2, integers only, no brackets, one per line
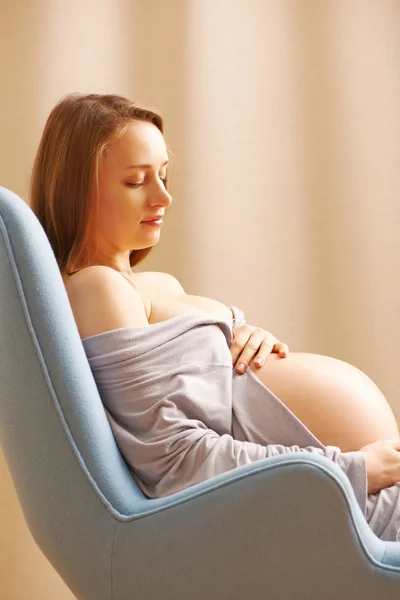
142,216,164,223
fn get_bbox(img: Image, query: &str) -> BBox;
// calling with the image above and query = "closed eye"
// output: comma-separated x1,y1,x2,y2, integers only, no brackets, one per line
126,177,168,189
126,182,144,188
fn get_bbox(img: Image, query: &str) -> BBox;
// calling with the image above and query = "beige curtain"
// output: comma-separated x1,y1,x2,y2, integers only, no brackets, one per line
1,1,400,597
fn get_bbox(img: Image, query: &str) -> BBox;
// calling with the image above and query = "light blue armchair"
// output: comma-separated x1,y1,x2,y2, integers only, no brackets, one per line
1,185,400,599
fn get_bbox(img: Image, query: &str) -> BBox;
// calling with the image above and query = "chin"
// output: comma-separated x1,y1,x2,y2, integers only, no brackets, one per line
133,236,160,249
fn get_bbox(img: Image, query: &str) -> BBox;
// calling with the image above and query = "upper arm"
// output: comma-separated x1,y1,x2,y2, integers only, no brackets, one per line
66,266,149,339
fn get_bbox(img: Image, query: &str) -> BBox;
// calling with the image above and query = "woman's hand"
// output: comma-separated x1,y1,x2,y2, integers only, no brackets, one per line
230,324,289,374
360,439,400,494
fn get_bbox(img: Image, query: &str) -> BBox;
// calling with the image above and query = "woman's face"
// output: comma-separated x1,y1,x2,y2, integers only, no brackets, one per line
93,120,172,265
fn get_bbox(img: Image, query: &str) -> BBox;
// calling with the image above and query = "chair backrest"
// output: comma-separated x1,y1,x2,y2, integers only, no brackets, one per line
0,187,151,593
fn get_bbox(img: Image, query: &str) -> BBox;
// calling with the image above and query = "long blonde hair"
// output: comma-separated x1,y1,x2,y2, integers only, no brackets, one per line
30,93,164,274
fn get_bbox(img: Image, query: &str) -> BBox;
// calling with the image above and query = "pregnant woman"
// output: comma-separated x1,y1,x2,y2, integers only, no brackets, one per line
30,92,400,541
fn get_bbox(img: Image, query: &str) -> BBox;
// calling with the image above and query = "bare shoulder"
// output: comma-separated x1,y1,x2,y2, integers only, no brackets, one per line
65,266,149,339
64,265,126,293
137,271,186,294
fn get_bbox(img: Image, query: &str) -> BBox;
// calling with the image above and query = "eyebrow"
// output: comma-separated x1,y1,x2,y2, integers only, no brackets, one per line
124,159,169,170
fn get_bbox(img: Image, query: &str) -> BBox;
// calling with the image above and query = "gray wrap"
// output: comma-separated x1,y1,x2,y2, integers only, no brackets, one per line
82,306,400,541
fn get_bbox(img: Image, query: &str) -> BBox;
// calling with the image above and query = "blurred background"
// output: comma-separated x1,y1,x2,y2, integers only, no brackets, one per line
1,0,400,597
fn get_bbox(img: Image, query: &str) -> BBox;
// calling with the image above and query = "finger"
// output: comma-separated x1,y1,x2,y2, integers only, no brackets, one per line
236,335,275,372
272,342,289,358
234,333,267,373
253,338,277,367
230,330,252,365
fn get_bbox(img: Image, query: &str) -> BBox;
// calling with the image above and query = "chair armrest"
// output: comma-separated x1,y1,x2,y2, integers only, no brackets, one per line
111,453,400,600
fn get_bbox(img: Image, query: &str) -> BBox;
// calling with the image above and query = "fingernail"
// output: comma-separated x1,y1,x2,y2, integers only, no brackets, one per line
255,357,263,366
236,363,245,373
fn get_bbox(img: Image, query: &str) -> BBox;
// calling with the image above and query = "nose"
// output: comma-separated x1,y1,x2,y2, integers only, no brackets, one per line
148,180,172,208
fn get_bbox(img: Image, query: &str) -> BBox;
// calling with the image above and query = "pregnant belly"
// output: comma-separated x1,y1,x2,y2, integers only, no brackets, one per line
250,352,400,452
